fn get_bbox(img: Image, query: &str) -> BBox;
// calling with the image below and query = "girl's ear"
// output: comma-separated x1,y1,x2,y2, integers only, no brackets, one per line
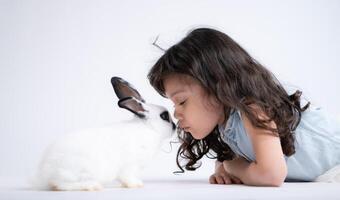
118,97,148,118
111,77,145,103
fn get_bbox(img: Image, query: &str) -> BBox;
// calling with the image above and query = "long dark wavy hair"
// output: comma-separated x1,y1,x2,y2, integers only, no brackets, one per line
147,27,310,173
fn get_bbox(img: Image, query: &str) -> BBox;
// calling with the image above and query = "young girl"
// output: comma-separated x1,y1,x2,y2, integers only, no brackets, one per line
147,28,340,186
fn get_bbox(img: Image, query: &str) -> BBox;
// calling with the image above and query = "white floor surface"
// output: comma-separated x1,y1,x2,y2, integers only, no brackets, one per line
1,176,339,200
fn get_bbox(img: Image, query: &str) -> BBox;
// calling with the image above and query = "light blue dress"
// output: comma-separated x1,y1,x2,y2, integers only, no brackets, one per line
218,106,340,181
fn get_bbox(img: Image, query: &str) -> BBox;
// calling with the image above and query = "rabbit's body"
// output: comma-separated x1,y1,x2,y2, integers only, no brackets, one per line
33,77,176,191
35,118,167,190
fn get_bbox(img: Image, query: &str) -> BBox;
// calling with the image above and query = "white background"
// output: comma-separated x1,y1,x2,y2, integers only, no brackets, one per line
0,0,339,183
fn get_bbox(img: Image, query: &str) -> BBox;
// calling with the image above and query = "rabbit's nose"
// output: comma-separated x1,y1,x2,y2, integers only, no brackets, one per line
172,122,176,130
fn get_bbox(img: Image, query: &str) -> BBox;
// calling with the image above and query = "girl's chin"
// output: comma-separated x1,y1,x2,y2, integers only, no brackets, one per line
190,132,205,140
184,128,207,140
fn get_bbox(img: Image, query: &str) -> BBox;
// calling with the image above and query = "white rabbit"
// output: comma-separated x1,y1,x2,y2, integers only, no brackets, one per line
32,77,176,191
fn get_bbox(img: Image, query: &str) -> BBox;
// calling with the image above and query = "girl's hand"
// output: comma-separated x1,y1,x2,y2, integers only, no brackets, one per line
209,161,243,184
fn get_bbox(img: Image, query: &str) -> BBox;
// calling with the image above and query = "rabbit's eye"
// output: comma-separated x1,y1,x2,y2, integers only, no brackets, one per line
160,111,170,122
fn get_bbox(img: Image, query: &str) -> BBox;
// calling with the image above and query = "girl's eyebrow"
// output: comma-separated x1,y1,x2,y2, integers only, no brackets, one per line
168,90,186,98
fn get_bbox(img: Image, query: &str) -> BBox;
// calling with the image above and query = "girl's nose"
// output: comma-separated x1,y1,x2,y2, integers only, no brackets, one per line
174,109,183,120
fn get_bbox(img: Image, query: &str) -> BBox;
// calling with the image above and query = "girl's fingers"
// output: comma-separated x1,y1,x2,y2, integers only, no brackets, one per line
209,175,217,184
209,173,237,185
215,176,224,184
230,175,242,184
221,175,232,184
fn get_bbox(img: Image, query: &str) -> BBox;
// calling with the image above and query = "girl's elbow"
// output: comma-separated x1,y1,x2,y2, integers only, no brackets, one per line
267,175,285,187
260,168,287,187
271,171,287,187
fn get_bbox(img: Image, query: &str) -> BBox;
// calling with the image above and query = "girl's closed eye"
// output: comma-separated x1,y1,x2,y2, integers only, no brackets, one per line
173,100,186,108
172,96,187,106
179,100,187,105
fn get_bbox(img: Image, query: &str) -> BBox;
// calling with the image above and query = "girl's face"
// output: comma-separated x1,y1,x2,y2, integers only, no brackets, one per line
164,74,225,140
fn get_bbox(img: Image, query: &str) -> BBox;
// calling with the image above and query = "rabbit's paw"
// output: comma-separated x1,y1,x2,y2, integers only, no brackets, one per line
49,181,103,191
120,178,144,188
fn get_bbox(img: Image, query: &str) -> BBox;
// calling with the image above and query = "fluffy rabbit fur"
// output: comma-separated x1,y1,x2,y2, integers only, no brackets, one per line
33,77,176,191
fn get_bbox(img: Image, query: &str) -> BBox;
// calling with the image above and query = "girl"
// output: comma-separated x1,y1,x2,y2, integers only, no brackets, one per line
147,28,340,186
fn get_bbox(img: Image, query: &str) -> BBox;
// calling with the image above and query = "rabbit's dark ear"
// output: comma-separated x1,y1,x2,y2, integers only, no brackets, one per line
111,77,145,103
118,97,147,118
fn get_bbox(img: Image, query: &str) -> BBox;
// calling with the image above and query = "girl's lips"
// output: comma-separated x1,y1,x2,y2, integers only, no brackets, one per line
183,127,190,131
179,122,188,128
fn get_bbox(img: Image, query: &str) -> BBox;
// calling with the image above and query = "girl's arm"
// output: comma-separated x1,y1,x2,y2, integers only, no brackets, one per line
223,105,287,186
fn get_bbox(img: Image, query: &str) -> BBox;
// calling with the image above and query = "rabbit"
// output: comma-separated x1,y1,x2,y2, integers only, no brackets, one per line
32,76,176,191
